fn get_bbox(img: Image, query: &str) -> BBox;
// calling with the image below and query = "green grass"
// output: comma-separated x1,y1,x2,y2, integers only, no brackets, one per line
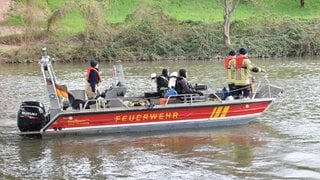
45,0,320,28
46,0,140,34
5,15,26,26
105,0,140,23
47,0,86,36
47,0,65,10
164,0,220,22
57,9,86,36
3,0,319,37
8,0,320,37
263,0,320,17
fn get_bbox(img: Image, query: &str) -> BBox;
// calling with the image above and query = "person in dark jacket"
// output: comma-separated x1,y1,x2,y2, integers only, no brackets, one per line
85,60,102,99
175,69,203,95
156,68,169,95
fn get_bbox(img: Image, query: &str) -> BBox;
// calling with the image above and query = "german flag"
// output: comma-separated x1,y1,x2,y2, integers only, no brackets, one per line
46,79,68,98
56,84,68,98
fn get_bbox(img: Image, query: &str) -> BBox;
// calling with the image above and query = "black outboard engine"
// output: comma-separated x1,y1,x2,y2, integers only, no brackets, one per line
17,101,48,132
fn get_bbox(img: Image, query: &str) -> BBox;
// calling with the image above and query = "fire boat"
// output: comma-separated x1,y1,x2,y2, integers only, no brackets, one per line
17,48,283,137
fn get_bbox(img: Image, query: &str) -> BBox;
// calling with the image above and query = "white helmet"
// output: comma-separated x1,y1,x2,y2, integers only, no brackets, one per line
150,73,157,79
170,72,178,77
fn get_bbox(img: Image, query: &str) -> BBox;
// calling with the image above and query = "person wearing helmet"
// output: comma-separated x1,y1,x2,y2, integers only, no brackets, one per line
224,50,237,97
234,48,266,98
156,69,169,96
175,69,203,96
85,60,102,99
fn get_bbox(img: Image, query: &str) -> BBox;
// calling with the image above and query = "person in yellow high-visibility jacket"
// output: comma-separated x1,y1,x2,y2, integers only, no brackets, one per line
224,50,237,97
234,48,266,98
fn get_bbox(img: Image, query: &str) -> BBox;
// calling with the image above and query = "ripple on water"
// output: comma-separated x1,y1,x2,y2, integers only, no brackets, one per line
282,152,320,169
274,152,320,179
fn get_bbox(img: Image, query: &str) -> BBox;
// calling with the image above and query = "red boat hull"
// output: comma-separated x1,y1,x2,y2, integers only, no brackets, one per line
42,99,273,134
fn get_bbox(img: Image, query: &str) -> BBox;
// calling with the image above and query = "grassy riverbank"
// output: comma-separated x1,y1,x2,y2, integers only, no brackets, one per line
1,0,320,63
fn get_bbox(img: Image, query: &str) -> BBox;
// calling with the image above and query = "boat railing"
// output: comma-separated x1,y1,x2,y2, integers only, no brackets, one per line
75,87,281,110
81,97,129,110
71,76,281,111
251,74,267,98
252,74,283,99
161,93,208,106
79,94,208,110
206,92,223,103
84,98,105,110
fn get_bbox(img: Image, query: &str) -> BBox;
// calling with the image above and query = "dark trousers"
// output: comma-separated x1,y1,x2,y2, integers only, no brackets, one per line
235,85,251,98
228,83,237,97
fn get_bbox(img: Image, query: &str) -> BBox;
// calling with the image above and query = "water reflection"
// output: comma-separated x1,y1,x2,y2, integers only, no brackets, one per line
8,124,264,179
17,138,45,164
0,124,267,179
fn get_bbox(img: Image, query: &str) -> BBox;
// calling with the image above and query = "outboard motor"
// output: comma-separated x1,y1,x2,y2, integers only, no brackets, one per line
17,101,48,132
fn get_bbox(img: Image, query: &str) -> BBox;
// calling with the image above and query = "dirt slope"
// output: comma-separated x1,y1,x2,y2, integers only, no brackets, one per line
0,0,22,56
0,0,10,21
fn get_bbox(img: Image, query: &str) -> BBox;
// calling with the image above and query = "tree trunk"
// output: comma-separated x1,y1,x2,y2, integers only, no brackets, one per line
300,0,305,7
223,0,231,46
223,0,239,47
223,7,231,46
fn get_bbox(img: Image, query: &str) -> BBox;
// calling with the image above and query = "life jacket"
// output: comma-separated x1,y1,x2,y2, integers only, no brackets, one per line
86,66,102,83
224,56,235,69
235,55,250,85
236,55,247,69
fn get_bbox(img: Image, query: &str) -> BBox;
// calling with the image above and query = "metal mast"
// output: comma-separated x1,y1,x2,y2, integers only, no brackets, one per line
39,47,62,119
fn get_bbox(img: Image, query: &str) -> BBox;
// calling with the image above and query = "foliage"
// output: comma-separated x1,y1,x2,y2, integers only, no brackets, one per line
232,17,320,57
1,0,320,63
101,20,224,61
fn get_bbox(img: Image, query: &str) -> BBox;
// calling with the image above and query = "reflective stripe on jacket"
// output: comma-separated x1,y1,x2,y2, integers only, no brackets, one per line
224,56,236,84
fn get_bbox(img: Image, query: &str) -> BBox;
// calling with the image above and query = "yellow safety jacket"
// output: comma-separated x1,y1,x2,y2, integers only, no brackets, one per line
235,55,262,86
224,55,236,84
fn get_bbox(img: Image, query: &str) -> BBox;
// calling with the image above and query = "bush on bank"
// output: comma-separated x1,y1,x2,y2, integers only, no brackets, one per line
98,16,320,61
1,3,320,63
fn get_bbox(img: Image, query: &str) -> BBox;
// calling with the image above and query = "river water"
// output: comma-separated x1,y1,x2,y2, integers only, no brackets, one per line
0,57,319,179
